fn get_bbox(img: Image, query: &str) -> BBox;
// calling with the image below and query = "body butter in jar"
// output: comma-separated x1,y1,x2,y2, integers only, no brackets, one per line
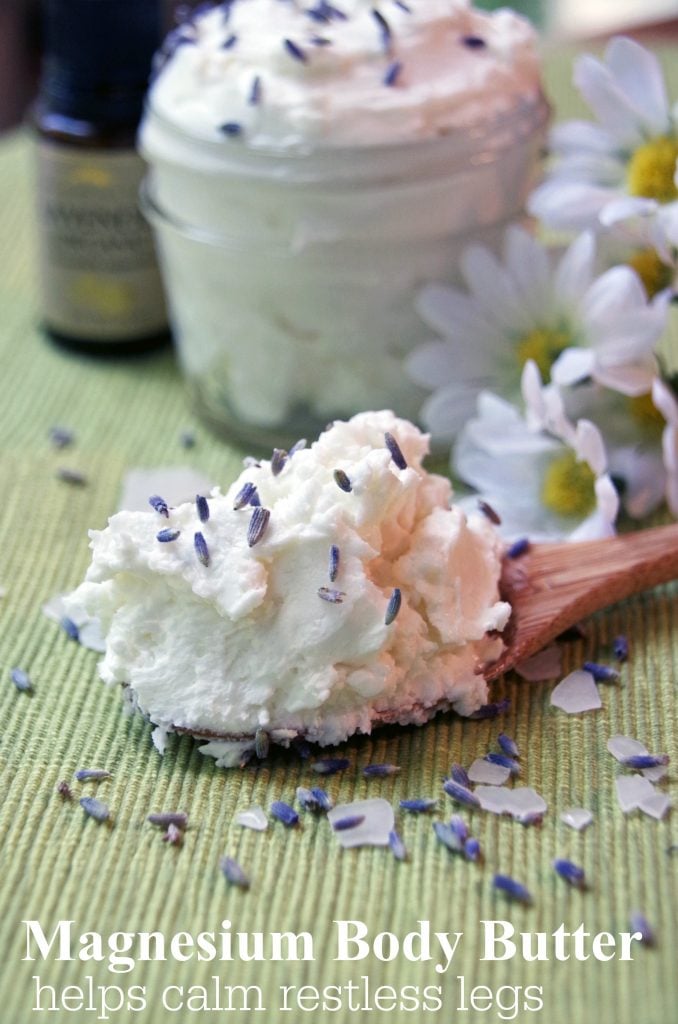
140,0,549,449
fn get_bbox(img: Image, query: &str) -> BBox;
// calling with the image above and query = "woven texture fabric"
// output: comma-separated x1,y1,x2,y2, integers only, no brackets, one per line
0,49,677,1024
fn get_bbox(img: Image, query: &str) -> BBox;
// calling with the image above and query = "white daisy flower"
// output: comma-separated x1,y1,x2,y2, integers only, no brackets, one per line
406,226,667,442
652,377,678,516
453,364,620,542
529,37,678,234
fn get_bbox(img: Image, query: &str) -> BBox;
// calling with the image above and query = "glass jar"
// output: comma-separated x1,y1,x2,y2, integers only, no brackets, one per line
139,93,550,450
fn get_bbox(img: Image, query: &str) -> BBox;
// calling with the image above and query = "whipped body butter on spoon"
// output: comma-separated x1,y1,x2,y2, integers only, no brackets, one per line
139,1,548,449
67,412,510,766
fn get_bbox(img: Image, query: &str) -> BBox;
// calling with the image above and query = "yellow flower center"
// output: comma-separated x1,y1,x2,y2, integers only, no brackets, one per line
627,391,665,433
627,247,674,298
627,136,678,203
515,326,572,378
541,451,597,518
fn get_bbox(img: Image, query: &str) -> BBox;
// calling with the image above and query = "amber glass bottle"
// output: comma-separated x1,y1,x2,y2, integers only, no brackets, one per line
34,0,169,355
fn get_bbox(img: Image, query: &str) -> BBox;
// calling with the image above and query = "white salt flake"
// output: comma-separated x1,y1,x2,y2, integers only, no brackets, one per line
615,775,656,813
42,592,88,626
642,765,669,783
236,806,268,831
78,618,106,653
561,807,593,831
327,798,394,848
515,644,563,682
199,739,255,768
118,467,215,513
551,670,601,713
607,735,648,762
151,725,170,755
468,758,511,785
474,786,513,815
639,792,671,820
508,787,548,821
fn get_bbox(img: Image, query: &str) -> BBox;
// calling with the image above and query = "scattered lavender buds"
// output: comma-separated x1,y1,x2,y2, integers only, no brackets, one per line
629,911,655,946
613,635,629,662
506,537,530,559
75,768,111,782
621,754,669,770
149,494,169,517
384,431,407,469
363,763,401,778
48,426,74,449
385,587,402,625
498,733,520,759
220,856,250,889
284,38,308,63
583,661,619,682
450,764,471,788
443,779,480,809
56,780,73,799
449,816,469,843
332,814,365,831
157,528,180,543
470,698,511,720
311,757,350,775
478,500,501,525
485,752,521,776
233,481,258,510
162,823,183,846
255,729,270,760
400,798,437,813
10,667,32,692
80,796,110,823
493,874,532,904
553,858,586,888
383,61,402,87
270,801,299,827
61,616,80,642
333,468,352,492
464,837,481,862
56,467,87,486
297,787,333,812
271,448,288,476
389,830,407,861
310,787,333,811
288,438,307,457
328,544,340,582
147,811,188,829
222,32,237,49
247,506,270,547
196,494,210,522
194,531,210,567
318,587,345,604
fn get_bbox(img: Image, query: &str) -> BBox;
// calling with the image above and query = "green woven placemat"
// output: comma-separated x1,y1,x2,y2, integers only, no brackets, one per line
0,48,676,1024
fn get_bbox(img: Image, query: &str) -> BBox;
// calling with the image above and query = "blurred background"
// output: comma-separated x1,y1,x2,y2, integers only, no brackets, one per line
0,0,677,135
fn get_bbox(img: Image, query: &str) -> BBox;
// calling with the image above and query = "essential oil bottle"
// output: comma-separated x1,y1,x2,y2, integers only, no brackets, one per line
34,0,169,355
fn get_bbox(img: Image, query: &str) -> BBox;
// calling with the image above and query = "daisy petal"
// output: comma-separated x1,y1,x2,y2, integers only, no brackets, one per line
416,283,496,341
461,244,539,332
599,196,659,226
420,384,480,442
652,378,678,426
551,347,595,387
554,232,596,303
528,179,619,231
550,119,619,155
573,53,645,147
582,266,647,321
605,37,671,137
574,419,607,475
593,360,657,397
405,339,460,388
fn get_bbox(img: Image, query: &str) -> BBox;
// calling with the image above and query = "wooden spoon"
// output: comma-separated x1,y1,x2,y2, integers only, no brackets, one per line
484,521,678,681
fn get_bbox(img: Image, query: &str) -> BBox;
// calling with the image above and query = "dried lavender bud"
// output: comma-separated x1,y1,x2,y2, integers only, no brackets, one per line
80,796,110,823
56,467,87,486
433,821,464,854
485,752,521,776
309,787,333,811
333,468,352,492
478,499,501,525
283,38,307,62
384,587,401,625
450,764,471,788
328,544,340,582
149,495,169,517
147,811,188,829
10,667,32,692
470,698,510,719
56,780,73,799
179,430,196,449
506,537,530,559
443,779,480,808
464,837,481,862
583,661,619,682
621,754,669,769
332,814,365,831
363,764,401,778
389,830,407,861
247,506,270,547
248,74,262,105
629,911,655,946
162,823,183,846
270,801,299,827
255,729,270,760
400,798,437,813
61,616,80,641
196,494,210,523
233,481,258,510
384,431,407,469
311,757,349,775
49,426,74,449
288,438,307,457
553,858,586,888
613,635,629,662
219,121,243,137
75,768,111,782
383,60,402,87
220,856,249,888
493,874,531,903
498,733,520,759
461,34,487,49
372,8,392,49
318,587,345,604
157,528,180,543
271,448,288,476
194,531,210,567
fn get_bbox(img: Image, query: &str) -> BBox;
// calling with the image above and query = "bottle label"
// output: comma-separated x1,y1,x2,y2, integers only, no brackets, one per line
36,142,167,341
